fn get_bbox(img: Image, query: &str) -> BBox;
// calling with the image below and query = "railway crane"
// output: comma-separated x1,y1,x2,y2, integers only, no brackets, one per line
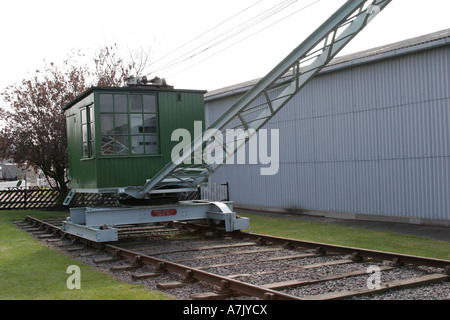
62,0,392,242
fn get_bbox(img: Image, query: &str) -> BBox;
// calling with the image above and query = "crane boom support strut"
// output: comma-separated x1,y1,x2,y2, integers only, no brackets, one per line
127,0,392,200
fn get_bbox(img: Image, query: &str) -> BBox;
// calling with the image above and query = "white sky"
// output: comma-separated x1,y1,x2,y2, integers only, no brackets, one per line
0,0,449,99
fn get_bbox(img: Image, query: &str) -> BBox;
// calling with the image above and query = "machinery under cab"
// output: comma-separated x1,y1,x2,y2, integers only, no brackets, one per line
62,0,392,242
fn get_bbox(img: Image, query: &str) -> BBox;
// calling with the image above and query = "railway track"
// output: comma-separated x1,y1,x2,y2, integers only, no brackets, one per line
16,215,450,300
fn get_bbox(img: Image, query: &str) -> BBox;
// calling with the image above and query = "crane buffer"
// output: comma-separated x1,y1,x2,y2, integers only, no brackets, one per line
62,0,392,242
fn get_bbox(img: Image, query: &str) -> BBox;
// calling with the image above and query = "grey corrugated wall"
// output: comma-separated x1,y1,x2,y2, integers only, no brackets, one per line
204,33,450,226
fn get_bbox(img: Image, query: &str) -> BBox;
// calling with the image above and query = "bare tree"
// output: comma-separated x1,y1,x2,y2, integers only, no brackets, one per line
0,45,143,190
128,45,153,77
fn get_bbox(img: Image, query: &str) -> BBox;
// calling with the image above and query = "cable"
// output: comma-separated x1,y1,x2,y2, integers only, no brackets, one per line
152,0,297,75
166,0,321,79
147,0,299,77
141,0,264,76
152,0,298,75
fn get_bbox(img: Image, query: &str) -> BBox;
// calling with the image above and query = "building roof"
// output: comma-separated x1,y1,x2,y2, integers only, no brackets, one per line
63,85,207,111
206,28,450,100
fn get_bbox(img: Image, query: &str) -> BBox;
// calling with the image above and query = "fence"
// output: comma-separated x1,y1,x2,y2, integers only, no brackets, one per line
0,188,65,210
0,183,230,210
0,188,116,210
201,182,230,202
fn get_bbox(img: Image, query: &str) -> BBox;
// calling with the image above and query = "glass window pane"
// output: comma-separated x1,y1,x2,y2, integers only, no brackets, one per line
101,136,115,155
145,135,158,153
114,95,128,112
114,114,128,135
89,141,95,156
130,114,143,134
99,94,113,112
82,124,88,142
80,110,86,124
89,106,94,122
83,142,88,158
90,123,95,140
100,114,114,135
115,136,129,154
143,95,156,113
131,136,145,154
143,114,157,133
130,95,143,112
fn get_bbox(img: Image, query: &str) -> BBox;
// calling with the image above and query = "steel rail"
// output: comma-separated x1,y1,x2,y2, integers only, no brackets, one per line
238,231,450,271
21,216,300,300
100,243,301,300
23,215,450,271
22,216,450,300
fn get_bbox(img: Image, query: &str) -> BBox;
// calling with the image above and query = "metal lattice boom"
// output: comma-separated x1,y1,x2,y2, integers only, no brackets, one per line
125,0,392,200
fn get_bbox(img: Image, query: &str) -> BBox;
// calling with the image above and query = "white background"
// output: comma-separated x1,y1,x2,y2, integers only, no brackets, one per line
1,0,449,97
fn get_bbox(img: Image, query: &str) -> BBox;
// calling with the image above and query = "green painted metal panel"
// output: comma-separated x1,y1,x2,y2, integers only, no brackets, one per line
65,92,98,189
64,87,206,189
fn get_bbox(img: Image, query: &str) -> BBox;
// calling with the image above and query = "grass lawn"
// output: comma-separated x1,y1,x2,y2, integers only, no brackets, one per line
1,209,449,300
0,210,171,300
242,213,450,260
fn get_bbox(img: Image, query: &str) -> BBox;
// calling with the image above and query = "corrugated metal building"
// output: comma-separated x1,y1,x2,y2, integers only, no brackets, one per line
204,29,450,227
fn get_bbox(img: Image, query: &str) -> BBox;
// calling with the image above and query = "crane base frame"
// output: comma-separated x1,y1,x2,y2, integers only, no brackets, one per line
61,201,249,242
